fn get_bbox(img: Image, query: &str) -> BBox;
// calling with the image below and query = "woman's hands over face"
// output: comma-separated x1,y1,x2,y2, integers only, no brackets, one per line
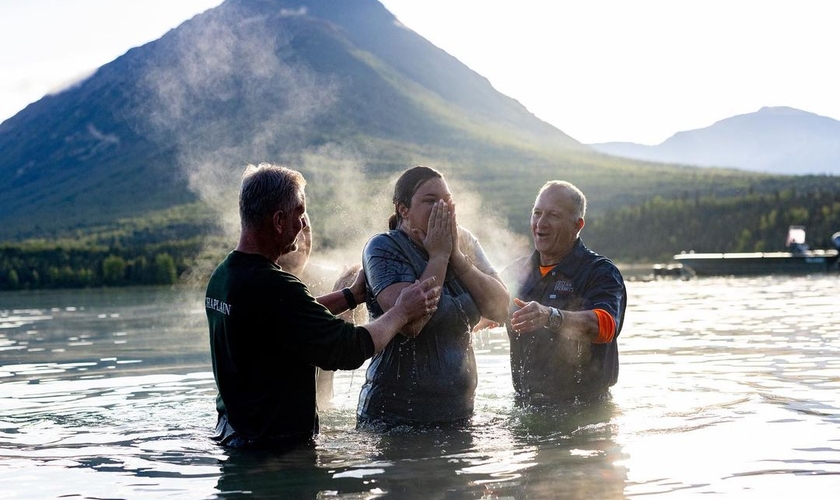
416,200,453,258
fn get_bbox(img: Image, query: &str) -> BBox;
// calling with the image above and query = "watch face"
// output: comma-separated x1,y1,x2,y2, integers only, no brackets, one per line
549,308,562,329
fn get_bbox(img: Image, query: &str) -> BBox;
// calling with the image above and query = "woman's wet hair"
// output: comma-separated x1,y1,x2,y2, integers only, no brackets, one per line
239,163,306,230
389,166,443,230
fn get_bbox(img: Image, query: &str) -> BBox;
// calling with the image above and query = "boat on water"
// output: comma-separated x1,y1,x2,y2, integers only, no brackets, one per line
673,226,840,276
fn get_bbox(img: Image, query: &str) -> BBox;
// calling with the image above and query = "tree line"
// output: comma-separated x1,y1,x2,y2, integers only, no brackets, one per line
3,186,840,290
585,186,840,262
0,240,203,290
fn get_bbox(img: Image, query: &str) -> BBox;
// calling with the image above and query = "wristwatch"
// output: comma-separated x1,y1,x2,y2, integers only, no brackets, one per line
547,307,564,331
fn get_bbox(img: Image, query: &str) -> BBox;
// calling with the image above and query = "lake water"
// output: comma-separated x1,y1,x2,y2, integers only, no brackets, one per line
1,275,839,499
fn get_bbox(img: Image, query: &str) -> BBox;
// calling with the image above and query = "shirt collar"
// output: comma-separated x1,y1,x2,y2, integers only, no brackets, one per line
531,238,584,275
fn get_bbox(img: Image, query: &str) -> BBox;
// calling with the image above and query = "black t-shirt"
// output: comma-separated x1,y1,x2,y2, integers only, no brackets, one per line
205,251,374,443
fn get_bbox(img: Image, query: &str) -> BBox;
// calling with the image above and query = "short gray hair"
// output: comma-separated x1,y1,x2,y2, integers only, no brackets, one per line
239,163,306,230
539,180,587,220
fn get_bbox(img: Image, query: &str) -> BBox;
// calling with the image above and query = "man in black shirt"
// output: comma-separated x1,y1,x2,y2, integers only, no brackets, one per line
205,163,440,449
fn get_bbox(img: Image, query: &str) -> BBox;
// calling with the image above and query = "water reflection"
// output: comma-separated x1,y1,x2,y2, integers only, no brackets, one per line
0,371,221,500
212,400,627,499
217,446,342,498
3,277,840,498
495,401,626,499
0,287,209,382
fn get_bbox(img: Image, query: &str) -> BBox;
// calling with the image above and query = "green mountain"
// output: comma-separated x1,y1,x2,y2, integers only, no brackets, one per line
0,0,573,237
2,0,835,276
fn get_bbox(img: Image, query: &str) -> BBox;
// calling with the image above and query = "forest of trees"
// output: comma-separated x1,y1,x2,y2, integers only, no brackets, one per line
0,239,205,290
585,186,840,262
2,186,839,290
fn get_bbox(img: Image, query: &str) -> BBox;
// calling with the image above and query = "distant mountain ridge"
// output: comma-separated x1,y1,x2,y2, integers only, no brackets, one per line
590,107,840,175
0,0,582,239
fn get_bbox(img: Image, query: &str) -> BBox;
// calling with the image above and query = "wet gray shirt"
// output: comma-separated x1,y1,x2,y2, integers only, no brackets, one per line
357,229,487,425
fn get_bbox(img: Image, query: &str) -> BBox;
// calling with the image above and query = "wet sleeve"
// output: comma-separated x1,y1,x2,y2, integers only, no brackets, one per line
363,234,418,297
584,262,626,338
592,309,616,343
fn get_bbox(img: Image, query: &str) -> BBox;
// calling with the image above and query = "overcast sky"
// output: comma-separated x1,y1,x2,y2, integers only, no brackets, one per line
1,0,837,144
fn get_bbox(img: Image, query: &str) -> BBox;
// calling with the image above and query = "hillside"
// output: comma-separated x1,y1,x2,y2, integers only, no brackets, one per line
591,107,840,175
1,0,830,273
0,0,584,240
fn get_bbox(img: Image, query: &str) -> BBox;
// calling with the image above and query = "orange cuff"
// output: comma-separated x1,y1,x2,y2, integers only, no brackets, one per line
593,309,616,344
